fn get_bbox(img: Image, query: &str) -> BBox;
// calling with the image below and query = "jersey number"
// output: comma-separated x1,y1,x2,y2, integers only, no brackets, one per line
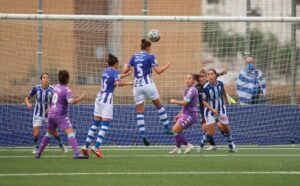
136,63,143,77
52,93,58,108
101,78,108,91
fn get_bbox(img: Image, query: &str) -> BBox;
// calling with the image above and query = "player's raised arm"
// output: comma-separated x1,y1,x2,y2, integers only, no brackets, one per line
120,71,131,79
123,63,131,75
153,62,171,74
69,93,86,105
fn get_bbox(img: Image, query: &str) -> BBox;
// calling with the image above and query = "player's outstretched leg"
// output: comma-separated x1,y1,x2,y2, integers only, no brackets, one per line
91,121,109,157
136,112,150,146
198,132,213,152
176,132,193,154
157,106,172,134
169,133,182,154
35,132,52,158
206,136,217,151
82,120,101,156
221,131,237,152
32,126,40,154
67,132,88,159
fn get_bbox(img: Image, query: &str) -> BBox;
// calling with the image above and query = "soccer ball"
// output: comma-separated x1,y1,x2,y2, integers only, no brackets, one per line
147,29,160,42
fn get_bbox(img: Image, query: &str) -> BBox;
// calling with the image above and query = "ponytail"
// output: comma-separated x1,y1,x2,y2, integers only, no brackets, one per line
107,53,119,66
141,39,151,50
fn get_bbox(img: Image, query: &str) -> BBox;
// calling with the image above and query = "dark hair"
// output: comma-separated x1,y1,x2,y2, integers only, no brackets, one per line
141,39,151,50
58,70,70,85
208,68,227,78
107,53,119,66
199,69,207,76
187,73,196,80
194,69,207,83
40,72,49,80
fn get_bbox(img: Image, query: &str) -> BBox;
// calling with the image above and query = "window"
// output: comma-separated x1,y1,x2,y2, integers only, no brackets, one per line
207,0,219,4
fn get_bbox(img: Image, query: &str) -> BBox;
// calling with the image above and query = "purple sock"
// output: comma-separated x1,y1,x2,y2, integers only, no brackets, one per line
178,132,188,146
37,136,49,157
68,135,80,156
175,135,181,148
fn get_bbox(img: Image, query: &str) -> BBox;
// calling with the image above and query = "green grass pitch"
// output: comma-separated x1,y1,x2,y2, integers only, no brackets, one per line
0,146,299,186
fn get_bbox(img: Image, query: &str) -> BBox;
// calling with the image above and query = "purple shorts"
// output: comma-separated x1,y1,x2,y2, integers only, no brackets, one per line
48,114,73,131
178,113,197,130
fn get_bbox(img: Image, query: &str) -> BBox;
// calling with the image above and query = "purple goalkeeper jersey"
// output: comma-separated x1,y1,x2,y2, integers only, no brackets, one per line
48,84,74,117
183,86,199,116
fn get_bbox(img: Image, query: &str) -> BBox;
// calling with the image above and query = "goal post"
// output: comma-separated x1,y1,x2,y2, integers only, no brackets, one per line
0,14,299,147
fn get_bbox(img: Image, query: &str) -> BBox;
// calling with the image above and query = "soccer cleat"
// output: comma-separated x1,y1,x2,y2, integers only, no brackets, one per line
74,154,89,159
169,148,182,154
197,146,203,153
81,146,90,157
60,145,68,153
142,137,150,146
35,152,41,159
32,147,38,154
91,147,103,157
184,144,194,154
206,145,217,151
229,148,238,153
163,125,173,135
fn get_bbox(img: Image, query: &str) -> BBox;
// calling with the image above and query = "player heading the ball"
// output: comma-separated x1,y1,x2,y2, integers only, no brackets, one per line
123,39,172,146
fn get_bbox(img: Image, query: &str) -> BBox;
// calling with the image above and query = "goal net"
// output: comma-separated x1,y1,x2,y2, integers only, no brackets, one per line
0,0,299,147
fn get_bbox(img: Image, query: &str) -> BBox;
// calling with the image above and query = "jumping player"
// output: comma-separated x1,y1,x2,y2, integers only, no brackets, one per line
123,39,172,146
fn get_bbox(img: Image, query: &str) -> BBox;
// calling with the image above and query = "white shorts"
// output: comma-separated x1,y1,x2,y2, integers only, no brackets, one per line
33,115,48,127
205,114,229,125
94,97,113,119
133,83,160,105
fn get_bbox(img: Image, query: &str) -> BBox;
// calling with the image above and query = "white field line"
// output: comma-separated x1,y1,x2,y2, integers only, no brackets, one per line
0,147,299,152
0,154,300,158
0,171,300,177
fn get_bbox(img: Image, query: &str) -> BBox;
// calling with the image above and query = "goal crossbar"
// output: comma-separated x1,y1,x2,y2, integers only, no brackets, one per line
0,14,300,22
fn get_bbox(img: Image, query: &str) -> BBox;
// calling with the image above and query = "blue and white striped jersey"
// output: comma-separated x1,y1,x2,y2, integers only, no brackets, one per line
202,80,227,117
128,51,158,87
98,67,120,104
236,67,266,105
27,84,53,118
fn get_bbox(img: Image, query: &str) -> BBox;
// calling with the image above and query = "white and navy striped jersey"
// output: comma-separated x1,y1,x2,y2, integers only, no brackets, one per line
202,80,227,117
27,84,53,118
97,67,120,104
128,51,158,87
237,67,266,105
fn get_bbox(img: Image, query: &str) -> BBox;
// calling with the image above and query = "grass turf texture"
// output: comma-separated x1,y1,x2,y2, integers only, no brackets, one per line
0,147,299,186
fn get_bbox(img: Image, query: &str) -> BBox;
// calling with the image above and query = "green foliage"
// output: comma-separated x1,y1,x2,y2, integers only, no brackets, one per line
203,23,299,75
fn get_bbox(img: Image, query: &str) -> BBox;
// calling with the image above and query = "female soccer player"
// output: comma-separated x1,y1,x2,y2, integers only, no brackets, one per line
123,39,172,146
169,74,198,154
198,69,237,153
194,69,228,151
194,69,217,151
35,70,88,159
25,73,67,154
81,54,132,157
